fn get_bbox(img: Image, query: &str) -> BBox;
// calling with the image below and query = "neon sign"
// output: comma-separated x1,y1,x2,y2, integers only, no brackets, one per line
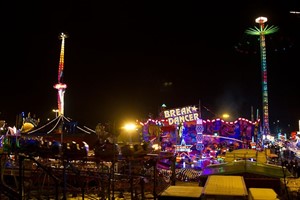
163,106,199,125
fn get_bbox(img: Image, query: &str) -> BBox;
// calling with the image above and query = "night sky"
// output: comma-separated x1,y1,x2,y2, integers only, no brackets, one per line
2,1,300,132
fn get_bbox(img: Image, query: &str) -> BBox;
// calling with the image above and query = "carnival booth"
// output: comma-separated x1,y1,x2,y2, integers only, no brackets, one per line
248,188,278,200
158,185,203,200
202,175,248,199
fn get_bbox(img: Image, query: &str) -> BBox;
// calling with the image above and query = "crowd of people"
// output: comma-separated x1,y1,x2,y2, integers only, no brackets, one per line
282,158,300,177
267,143,300,178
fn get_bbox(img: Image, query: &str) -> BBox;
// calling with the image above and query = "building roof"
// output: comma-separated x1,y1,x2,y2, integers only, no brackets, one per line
201,160,293,178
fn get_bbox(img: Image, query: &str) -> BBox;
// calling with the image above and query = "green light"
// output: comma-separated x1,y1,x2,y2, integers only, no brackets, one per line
245,25,279,36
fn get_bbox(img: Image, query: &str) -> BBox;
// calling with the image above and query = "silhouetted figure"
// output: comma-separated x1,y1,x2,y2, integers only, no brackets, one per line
283,159,289,168
297,165,300,178
289,159,295,173
293,159,298,177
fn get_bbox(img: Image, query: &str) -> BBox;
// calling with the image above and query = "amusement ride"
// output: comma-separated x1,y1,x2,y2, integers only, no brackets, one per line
0,16,299,199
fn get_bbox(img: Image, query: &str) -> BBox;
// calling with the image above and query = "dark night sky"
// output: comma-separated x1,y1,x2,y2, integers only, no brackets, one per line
1,1,300,132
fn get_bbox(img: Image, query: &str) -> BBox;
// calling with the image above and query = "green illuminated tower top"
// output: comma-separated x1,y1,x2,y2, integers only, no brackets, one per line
245,17,279,136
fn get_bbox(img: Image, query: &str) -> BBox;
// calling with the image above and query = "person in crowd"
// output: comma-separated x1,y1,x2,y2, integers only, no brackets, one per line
293,159,298,177
283,159,289,169
289,159,295,174
297,164,300,178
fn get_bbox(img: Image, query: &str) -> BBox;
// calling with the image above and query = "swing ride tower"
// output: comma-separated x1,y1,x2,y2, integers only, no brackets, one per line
245,17,279,136
53,32,68,116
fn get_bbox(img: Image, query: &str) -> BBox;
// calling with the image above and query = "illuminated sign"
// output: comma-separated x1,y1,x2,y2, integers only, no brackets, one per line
163,106,199,125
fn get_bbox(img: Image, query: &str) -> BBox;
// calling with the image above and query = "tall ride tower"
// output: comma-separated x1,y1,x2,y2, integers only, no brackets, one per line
245,17,279,135
53,33,68,116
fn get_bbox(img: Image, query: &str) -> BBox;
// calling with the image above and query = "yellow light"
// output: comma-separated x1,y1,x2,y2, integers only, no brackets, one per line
123,123,136,131
222,113,230,119
52,109,59,117
122,122,137,144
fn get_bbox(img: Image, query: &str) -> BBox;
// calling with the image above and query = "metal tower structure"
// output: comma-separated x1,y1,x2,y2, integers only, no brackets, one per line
53,33,68,116
245,17,279,135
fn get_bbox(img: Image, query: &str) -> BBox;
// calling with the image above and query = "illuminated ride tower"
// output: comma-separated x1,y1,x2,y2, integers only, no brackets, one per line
53,33,68,116
245,17,279,136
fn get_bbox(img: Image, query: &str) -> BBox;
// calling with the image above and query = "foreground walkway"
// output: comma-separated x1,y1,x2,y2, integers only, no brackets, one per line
62,181,199,199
